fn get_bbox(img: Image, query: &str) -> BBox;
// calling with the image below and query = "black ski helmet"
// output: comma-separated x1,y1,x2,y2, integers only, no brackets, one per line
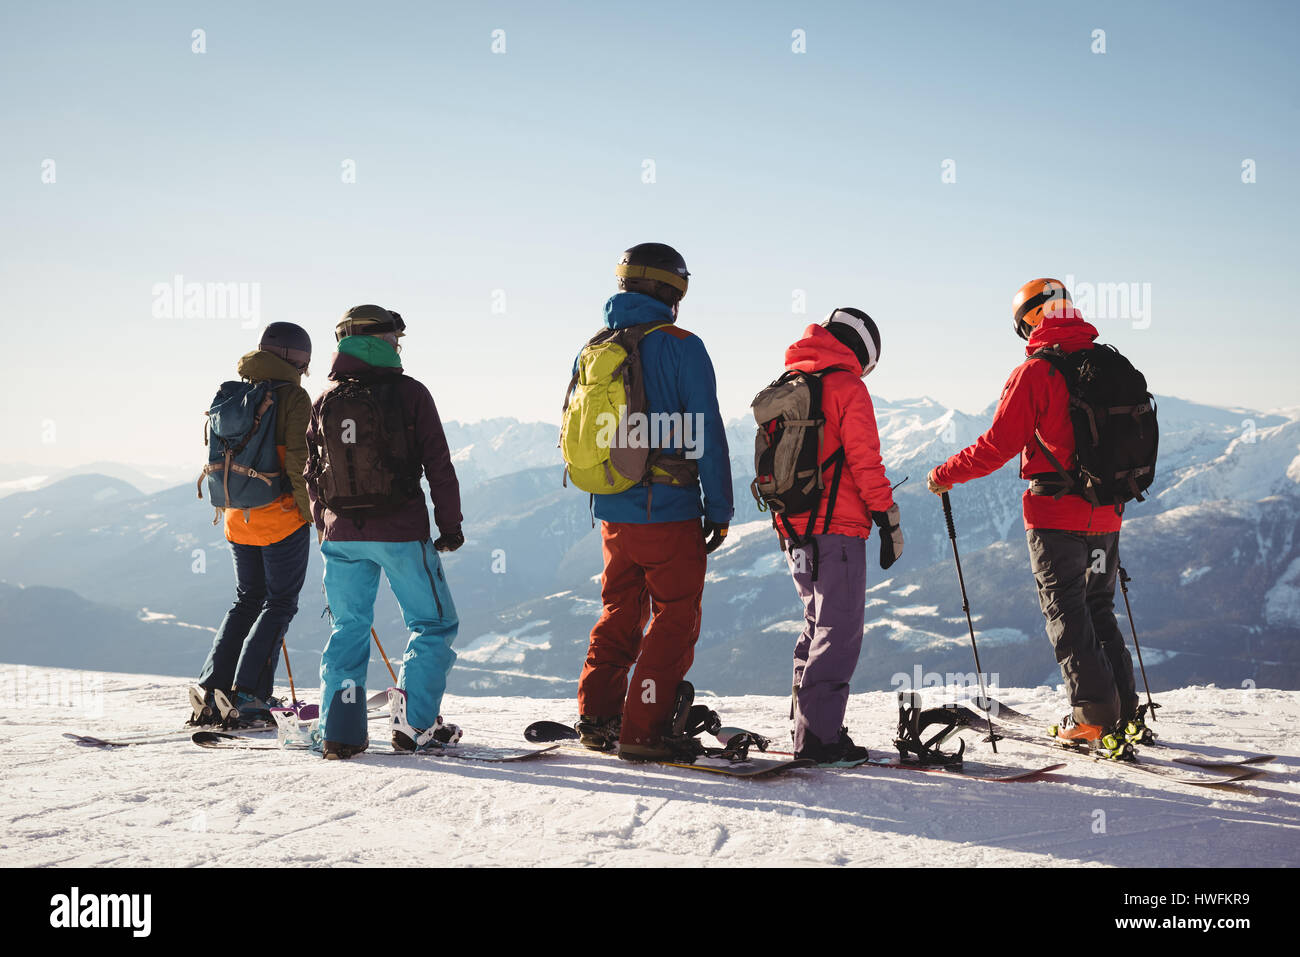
258,322,312,372
615,243,690,305
335,304,406,342
822,307,881,376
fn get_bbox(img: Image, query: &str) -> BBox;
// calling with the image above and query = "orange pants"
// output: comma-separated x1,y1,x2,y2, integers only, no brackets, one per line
578,520,707,746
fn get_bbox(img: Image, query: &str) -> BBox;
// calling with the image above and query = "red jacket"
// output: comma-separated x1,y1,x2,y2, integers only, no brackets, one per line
777,325,896,540
933,311,1123,533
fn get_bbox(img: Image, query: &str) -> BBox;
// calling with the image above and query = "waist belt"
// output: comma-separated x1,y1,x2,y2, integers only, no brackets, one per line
1027,472,1072,499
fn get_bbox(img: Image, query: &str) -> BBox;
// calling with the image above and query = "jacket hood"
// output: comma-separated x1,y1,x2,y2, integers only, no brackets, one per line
784,323,863,376
1026,308,1100,355
237,350,304,384
604,291,675,330
329,335,404,379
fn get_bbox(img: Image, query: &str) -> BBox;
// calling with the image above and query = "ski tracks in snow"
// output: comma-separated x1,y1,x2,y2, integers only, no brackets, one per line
2,667,1299,866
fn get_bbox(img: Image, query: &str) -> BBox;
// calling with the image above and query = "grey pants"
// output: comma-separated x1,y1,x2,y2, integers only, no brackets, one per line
1027,529,1139,729
786,534,867,753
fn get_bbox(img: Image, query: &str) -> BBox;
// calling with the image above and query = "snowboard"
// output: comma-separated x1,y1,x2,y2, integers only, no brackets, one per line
712,727,1066,783
523,720,816,778
192,730,559,763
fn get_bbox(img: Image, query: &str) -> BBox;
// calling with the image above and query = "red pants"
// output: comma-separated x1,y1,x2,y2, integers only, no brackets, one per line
578,520,707,746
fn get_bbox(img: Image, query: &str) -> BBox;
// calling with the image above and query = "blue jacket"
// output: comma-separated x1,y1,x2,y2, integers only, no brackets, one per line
576,293,734,525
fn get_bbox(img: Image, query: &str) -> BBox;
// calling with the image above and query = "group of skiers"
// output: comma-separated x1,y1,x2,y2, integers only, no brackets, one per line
194,244,1155,764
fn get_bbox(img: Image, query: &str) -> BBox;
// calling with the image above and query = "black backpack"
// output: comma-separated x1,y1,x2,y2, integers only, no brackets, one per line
749,370,846,576
1029,344,1158,507
306,370,421,522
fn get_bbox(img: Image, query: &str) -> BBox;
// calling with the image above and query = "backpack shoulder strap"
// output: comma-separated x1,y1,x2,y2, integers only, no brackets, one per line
1028,346,1075,382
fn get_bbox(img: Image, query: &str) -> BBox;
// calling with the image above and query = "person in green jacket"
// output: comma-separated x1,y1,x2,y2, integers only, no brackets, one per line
193,323,314,724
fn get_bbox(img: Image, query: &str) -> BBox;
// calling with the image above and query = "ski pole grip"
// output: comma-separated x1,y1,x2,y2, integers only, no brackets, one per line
941,491,956,540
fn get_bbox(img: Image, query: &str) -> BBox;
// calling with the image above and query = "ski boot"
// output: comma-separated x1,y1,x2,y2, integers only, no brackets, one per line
796,727,870,766
229,691,273,726
322,739,369,760
186,685,219,727
618,681,719,763
1048,715,1135,762
388,687,463,752
1121,703,1159,746
575,714,621,752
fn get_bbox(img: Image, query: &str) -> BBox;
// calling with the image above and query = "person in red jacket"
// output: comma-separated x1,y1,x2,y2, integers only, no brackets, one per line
773,308,903,763
927,279,1140,751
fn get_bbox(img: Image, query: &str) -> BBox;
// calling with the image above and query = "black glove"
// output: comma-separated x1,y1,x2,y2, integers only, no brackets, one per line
870,504,903,570
702,520,729,555
434,528,464,553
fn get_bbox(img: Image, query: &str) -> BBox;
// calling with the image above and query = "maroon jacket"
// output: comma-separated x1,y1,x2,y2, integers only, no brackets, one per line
305,351,463,543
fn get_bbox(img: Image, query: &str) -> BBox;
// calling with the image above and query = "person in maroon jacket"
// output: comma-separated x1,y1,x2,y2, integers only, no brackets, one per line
304,305,464,759
774,309,903,763
927,279,1140,751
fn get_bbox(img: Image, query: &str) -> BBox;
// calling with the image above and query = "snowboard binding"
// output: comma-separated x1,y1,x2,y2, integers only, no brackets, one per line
660,681,725,762
893,692,968,768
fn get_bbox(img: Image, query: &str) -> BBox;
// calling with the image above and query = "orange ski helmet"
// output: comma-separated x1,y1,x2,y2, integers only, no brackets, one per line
1012,278,1071,340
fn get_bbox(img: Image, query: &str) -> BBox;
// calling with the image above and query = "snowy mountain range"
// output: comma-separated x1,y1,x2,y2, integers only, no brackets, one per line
1,396,1297,699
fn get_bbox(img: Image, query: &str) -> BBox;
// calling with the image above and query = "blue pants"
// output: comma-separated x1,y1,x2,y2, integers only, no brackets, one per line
199,523,310,700
318,538,459,746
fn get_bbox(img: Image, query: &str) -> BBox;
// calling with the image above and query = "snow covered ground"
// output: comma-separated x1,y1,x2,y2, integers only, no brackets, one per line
2,666,1298,868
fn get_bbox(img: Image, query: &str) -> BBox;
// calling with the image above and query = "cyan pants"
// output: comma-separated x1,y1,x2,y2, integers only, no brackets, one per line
318,538,459,746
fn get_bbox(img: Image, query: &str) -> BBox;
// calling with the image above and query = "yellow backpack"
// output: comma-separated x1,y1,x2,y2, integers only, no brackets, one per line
560,322,697,494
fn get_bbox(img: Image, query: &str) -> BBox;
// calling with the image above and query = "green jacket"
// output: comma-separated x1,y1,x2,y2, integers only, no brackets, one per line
235,350,312,524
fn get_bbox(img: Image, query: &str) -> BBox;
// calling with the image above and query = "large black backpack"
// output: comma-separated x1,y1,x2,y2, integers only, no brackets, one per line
306,370,421,522
749,370,846,577
1030,344,1158,506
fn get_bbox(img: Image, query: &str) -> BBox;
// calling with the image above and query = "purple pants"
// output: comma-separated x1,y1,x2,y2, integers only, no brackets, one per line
785,533,867,753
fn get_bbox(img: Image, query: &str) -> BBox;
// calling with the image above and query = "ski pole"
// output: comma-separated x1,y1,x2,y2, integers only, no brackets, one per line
371,627,399,684
940,492,998,752
1118,564,1160,722
280,635,297,708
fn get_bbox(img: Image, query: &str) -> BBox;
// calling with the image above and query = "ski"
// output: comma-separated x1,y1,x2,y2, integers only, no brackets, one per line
69,706,391,749
523,720,816,778
712,727,1066,783
982,698,1278,769
1172,754,1277,772
948,705,1267,790
192,731,283,750
64,722,274,748
192,730,559,763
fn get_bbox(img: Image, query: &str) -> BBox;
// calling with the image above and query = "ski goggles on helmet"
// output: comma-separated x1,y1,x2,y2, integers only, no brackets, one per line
335,309,406,342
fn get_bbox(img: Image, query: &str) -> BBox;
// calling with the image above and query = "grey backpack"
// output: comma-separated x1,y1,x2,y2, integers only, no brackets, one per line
750,371,846,545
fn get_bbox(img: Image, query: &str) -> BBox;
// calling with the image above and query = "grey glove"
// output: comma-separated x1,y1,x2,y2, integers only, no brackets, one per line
870,504,904,570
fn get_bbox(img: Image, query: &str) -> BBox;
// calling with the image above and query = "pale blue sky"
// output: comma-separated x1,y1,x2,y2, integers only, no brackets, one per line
2,1,1296,466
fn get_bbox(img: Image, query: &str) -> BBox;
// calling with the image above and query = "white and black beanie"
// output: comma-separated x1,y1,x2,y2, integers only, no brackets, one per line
822,307,881,376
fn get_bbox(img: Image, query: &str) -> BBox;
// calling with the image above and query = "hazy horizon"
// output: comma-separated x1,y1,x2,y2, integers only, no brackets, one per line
3,1,1296,467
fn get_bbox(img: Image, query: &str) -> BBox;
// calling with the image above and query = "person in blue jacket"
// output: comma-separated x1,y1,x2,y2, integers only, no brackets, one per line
574,243,734,761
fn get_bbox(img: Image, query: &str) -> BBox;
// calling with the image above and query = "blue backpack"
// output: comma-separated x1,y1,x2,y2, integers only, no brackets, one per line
199,380,285,520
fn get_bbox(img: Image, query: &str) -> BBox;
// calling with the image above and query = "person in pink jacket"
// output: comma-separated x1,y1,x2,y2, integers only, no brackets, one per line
772,309,903,763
